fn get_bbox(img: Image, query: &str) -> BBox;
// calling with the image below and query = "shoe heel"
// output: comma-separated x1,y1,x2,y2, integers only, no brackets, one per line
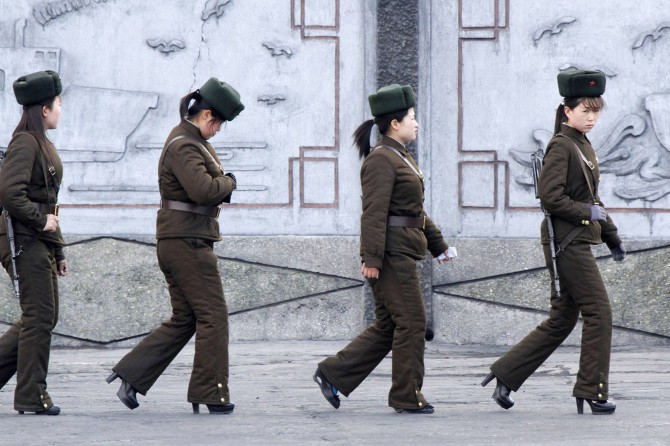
576,397,584,414
18,410,24,415
192,403,199,414
481,371,495,387
106,372,119,384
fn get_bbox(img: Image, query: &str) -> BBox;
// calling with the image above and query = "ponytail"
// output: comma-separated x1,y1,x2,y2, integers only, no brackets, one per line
352,119,375,159
179,91,224,121
553,103,567,135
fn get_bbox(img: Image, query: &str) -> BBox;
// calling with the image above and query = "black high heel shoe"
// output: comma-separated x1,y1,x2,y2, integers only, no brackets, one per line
313,367,340,409
192,402,235,414
18,405,61,415
481,371,514,409
576,397,616,415
107,371,139,410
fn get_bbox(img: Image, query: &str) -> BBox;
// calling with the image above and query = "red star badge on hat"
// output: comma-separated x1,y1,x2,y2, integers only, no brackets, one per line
589,80,597,87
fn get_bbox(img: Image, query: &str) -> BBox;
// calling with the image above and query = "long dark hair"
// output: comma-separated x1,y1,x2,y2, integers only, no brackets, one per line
179,91,224,121
352,109,409,159
553,96,605,135
12,96,57,146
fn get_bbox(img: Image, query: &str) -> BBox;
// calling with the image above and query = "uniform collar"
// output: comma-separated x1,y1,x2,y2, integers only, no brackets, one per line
179,119,207,142
560,123,589,144
381,135,408,154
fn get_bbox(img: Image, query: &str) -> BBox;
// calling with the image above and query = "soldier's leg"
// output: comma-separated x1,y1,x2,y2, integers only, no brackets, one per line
14,241,57,412
562,244,612,400
113,239,196,394
318,285,394,396
174,239,230,405
490,244,580,391
382,253,428,410
0,237,20,388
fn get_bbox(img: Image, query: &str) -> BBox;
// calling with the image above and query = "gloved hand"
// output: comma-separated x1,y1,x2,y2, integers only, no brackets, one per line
590,205,607,222
610,244,626,261
222,172,236,204
225,172,237,184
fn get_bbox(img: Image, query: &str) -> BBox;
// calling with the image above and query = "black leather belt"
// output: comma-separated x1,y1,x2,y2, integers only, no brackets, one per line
387,215,425,229
160,199,220,217
32,202,59,216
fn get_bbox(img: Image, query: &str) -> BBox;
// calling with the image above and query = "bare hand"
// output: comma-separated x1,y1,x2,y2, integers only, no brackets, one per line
57,259,68,276
43,214,59,232
437,250,451,265
361,263,380,279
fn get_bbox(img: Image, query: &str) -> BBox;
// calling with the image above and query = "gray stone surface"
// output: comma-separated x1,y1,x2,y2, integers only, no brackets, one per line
1,341,669,445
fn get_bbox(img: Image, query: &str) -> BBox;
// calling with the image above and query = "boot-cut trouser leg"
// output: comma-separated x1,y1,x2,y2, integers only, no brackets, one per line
490,242,612,400
113,238,230,404
0,238,59,412
490,243,581,391
319,253,427,409
113,239,197,395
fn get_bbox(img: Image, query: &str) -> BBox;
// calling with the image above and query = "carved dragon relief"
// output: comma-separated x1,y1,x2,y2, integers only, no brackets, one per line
33,0,109,26
262,42,293,58
511,105,670,203
533,17,576,44
146,38,186,55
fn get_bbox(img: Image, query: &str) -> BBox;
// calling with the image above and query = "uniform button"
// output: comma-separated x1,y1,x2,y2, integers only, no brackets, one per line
415,390,419,395
598,393,603,399
40,395,45,400
218,383,223,389
43,403,48,408
599,383,604,389
220,398,225,402
418,402,423,407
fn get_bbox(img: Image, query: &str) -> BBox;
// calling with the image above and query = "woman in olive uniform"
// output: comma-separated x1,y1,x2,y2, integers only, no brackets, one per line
314,84,451,414
482,70,625,415
0,71,67,415
107,78,242,414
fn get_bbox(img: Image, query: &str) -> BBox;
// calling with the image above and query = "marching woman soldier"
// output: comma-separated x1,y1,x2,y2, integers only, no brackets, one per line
314,84,451,414
107,78,242,414
0,71,67,415
482,70,625,415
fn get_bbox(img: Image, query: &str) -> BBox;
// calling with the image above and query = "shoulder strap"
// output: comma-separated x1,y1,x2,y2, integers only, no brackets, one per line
157,136,223,183
554,134,596,203
380,144,424,181
14,132,60,202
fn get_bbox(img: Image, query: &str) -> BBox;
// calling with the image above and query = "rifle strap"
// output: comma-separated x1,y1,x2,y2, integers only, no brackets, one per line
554,133,596,203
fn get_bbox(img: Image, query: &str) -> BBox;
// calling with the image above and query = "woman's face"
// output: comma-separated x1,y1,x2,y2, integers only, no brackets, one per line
565,102,600,134
196,110,223,140
393,107,419,144
42,96,61,130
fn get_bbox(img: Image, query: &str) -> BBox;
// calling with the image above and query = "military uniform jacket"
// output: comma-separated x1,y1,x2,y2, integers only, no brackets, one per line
360,136,448,270
0,132,65,261
156,120,236,241
538,123,621,249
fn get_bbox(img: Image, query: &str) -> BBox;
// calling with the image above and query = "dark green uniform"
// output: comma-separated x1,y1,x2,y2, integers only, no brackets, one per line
318,135,448,410
490,123,621,401
0,132,64,412
112,120,236,405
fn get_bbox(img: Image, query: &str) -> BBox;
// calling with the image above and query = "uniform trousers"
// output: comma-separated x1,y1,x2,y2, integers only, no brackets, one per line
490,241,612,400
318,252,429,409
0,236,58,411
113,238,230,404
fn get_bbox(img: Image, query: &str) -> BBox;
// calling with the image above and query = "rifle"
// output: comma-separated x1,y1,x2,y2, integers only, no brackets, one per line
531,149,561,297
0,149,20,299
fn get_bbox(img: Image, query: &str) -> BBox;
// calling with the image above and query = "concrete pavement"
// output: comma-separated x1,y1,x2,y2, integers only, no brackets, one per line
0,341,668,445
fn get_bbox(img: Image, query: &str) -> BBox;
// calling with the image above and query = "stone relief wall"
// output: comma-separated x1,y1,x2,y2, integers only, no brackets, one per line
0,0,363,236
427,0,670,239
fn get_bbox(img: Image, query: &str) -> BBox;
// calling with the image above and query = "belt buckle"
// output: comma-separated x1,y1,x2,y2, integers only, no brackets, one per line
422,215,426,230
214,207,221,218
54,204,59,216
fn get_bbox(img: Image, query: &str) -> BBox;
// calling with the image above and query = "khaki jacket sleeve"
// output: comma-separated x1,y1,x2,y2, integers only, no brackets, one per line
360,155,395,269
423,214,448,257
167,143,236,206
538,140,591,225
0,134,47,231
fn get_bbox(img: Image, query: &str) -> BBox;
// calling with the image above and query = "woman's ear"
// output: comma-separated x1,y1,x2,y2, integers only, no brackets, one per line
42,105,49,118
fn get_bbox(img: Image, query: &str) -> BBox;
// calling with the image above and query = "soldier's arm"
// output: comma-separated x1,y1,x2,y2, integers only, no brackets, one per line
538,139,591,225
423,214,448,257
0,134,48,231
595,197,622,249
359,153,395,270
168,142,236,206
